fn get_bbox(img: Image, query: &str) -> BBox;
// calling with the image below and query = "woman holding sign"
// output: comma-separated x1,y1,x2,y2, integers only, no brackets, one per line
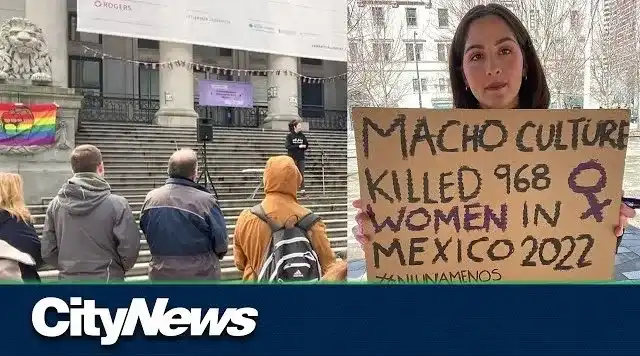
351,3,635,266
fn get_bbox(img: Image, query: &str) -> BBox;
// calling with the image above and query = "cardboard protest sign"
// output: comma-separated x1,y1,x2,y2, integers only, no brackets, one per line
352,108,630,283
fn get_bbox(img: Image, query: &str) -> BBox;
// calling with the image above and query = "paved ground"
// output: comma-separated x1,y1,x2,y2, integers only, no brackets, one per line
347,134,640,282
615,226,640,280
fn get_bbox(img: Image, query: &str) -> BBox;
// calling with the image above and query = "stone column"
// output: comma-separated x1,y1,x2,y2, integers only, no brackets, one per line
154,42,199,127
263,55,304,130
25,0,68,87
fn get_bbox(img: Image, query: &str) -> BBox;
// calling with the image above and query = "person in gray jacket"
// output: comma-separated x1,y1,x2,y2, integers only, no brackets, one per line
41,144,141,282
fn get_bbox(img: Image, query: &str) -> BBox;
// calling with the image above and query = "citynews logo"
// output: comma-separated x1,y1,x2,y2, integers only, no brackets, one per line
31,297,258,346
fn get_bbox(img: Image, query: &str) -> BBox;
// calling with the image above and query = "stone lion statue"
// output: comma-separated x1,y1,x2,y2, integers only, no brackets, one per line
0,17,52,83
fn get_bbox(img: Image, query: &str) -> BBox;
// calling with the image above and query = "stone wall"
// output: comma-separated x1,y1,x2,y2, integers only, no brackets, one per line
0,84,82,204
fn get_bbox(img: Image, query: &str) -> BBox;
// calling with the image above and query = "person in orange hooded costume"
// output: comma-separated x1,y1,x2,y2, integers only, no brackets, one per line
233,155,337,281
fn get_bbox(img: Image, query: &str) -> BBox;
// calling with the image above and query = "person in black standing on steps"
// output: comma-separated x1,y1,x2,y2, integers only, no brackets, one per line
286,119,309,195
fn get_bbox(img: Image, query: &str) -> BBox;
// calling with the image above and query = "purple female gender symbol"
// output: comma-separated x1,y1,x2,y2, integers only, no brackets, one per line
567,159,612,223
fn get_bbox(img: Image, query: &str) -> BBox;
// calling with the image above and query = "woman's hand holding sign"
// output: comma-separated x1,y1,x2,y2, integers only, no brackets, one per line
617,191,637,237
353,199,375,246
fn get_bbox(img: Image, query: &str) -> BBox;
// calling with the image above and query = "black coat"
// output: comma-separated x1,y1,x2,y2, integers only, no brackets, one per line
286,132,309,161
0,210,43,281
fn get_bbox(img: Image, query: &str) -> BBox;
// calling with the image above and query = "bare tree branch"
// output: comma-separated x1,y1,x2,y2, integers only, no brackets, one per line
589,0,640,110
347,0,427,108
433,0,599,108
348,0,638,113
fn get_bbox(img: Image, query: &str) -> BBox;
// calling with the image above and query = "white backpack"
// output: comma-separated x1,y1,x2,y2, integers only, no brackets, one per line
0,239,34,282
250,205,322,283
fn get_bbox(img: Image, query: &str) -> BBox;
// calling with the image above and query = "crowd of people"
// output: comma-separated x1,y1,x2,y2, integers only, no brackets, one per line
0,122,346,283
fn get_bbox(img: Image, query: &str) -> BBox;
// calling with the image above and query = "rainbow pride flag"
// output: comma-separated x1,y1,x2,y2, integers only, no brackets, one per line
0,103,57,146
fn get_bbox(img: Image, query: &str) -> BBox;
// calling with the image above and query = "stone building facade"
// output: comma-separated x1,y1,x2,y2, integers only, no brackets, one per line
0,0,348,130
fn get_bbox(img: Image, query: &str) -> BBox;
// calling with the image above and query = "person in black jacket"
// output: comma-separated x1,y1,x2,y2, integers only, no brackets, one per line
286,119,309,194
0,173,43,282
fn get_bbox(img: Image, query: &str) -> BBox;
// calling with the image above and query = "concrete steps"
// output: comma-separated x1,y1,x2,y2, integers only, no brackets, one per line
31,216,349,239
39,195,346,209
102,166,345,174
90,144,346,154
96,185,347,195
93,178,347,188
37,236,349,281
78,132,344,144
77,121,346,134
29,200,347,215
99,162,346,172
96,154,345,162
82,138,347,146
34,122,347,282
84,137,347,145
40,189,347,205
101,173,346,181
97,150,344,156
31,207,347,225
35,235,349,270
77,127,346,137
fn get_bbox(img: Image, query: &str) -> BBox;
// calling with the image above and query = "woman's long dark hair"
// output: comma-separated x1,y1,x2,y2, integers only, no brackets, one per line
448,3,550,109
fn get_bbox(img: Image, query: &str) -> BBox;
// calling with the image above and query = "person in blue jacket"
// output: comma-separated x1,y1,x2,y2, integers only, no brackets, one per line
140,148,229,281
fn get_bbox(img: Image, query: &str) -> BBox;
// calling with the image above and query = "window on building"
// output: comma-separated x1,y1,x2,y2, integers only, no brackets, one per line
406,43,414,61
437,8,449,27
300,81,324,118
301,58,323,65
138,66,159,99
68,56,102,93
372,7,385,27
570,10,580,29
437,43,450,62
220,48,233,57
405,8,417,28
373,41,392,61
412,78,428,92
349,41,360,59
529,10,540,30
138,39,160,49
406,43,423,61
438,77,450,92
552,37,567,58
68,12,101,43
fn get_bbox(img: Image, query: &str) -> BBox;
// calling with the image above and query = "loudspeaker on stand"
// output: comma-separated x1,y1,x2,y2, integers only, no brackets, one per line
197,118,213,143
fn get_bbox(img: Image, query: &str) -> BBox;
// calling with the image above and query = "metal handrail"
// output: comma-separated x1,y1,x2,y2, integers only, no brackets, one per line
321,149,326,196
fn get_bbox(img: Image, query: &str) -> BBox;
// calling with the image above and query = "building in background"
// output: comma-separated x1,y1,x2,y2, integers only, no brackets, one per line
348,0,639,118
601,0,640,122
0,0,347,131
348,0,455,109
348,0,592,109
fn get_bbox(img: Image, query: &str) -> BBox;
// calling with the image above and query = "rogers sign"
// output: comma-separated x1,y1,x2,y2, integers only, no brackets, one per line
93,1,132,11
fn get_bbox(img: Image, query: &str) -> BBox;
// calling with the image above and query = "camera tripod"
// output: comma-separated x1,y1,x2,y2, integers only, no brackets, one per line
197,141,219,201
